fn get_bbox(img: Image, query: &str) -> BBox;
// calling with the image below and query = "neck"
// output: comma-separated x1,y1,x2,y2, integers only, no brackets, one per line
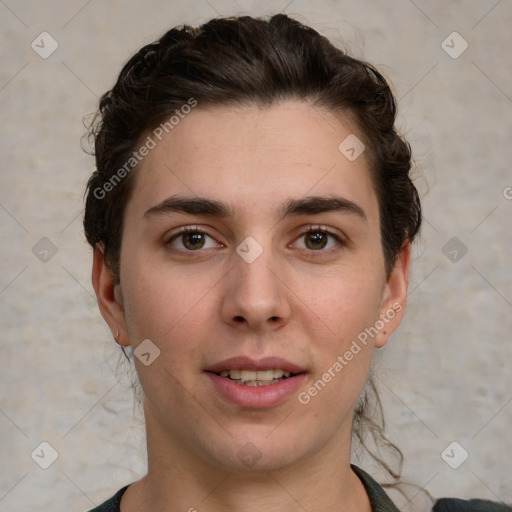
122,419,371,512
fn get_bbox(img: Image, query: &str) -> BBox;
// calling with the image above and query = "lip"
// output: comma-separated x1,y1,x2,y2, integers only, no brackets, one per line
205,372,307,409
204,356,308,409
205,356,306,374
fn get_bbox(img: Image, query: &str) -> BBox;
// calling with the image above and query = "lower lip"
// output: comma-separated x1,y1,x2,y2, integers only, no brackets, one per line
205,372,307,409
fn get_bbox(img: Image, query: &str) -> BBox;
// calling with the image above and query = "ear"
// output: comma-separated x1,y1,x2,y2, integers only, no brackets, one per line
91,245,130,347
374,241,411,348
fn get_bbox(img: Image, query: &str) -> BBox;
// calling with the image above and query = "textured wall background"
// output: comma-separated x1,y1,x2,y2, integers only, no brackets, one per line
1,1,511,511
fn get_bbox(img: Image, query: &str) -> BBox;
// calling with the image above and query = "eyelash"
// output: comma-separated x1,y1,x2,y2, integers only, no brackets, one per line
166,225,345,253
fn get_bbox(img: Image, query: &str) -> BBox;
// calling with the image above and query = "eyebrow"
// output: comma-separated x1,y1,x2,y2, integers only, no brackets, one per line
144,195,367,222
278,196,367,223
144,195,232,218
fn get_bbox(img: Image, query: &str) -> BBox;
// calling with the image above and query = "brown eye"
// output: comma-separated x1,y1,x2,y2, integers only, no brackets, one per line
292,227,344,252
304,231,328,250
182,232,206,250
168,228,220,251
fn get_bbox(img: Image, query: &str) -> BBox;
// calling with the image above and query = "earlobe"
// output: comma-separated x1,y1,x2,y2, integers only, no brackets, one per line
91,245,130,347
374,242,411,348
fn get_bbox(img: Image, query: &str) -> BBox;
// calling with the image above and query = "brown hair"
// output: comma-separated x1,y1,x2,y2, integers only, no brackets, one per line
83,13,422,487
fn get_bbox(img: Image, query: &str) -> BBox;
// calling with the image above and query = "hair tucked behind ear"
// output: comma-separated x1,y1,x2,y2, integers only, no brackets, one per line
83,13,422,490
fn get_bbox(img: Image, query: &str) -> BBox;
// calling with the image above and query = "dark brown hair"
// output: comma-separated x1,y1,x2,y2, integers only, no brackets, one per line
83,13,422,488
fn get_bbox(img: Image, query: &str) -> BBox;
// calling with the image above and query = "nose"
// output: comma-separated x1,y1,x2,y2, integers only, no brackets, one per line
220,247,292,333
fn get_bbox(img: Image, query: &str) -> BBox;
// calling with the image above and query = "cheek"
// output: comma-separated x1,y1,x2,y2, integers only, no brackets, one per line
292,265,384,401
119,262,213,414
120,253,223,366
120,260,182,345
299,265,384,341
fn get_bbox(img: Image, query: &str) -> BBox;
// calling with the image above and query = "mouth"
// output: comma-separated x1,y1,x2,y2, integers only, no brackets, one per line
204,356,307,408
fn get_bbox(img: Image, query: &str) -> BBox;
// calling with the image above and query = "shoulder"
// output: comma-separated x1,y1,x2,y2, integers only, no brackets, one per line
352,464,511,512
433,498,512,512
86,485,130,512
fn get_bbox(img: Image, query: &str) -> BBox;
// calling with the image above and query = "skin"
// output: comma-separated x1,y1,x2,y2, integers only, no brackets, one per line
92,100,410,512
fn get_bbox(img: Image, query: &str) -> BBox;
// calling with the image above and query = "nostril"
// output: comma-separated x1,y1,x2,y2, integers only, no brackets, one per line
269,316,279,322
234,316,245,323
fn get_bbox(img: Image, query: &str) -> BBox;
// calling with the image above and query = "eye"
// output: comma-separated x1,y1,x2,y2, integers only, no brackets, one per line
293,227,343,251
167,228,221,251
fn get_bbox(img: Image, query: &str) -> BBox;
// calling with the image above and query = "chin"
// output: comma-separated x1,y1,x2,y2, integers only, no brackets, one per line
198,429,316,474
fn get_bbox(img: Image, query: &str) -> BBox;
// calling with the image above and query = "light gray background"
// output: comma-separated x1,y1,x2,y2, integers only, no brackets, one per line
1,1,511,511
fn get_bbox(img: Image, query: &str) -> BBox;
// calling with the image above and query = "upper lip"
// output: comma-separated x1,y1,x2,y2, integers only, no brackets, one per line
205,356,306,374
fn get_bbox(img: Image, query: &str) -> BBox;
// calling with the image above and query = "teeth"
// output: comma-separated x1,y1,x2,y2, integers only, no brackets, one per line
244,379,281,386
218,369,292,383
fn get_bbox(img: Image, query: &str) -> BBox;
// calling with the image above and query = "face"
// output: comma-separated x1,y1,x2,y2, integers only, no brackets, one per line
93,101,409,474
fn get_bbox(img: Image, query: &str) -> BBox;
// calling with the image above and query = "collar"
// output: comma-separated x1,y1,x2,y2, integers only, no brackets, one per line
351,464,401,512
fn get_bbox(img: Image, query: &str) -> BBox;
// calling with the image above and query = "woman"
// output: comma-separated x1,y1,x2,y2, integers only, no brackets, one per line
83,13,507,512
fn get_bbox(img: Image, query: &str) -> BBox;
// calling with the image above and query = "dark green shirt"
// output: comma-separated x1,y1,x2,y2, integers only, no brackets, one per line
88,465,511,511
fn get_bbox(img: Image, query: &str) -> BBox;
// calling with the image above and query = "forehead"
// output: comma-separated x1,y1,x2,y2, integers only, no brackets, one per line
127,101,378,220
